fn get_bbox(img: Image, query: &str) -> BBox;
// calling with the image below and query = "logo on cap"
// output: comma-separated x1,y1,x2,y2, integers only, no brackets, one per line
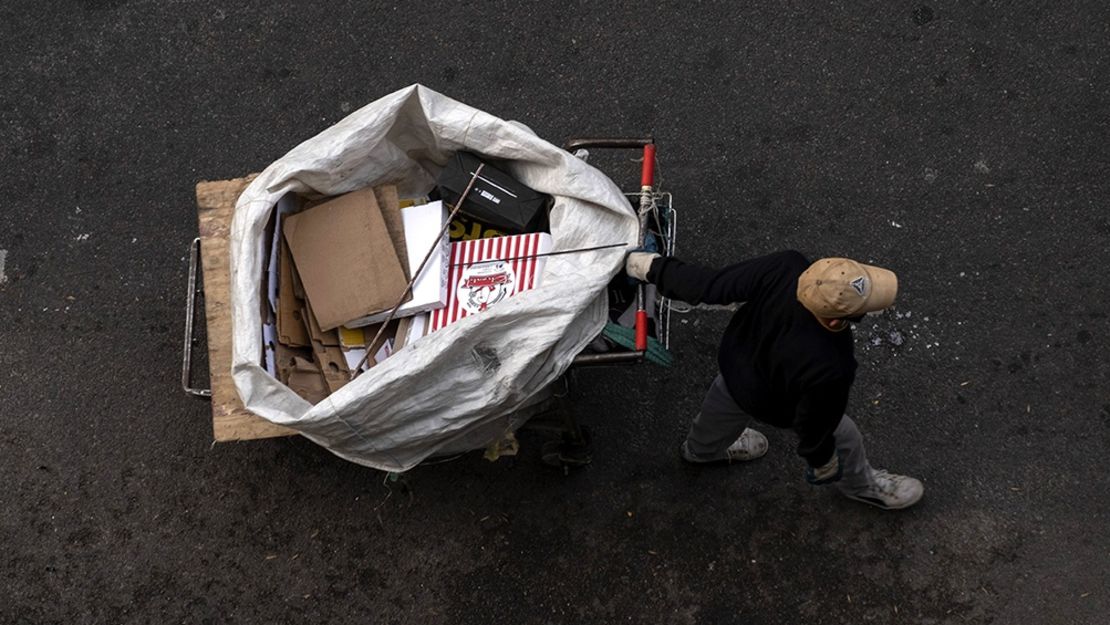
850,276,868,296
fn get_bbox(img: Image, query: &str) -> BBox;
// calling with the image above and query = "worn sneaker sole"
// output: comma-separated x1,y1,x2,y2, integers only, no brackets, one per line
842,487,925,510
679,440,769,465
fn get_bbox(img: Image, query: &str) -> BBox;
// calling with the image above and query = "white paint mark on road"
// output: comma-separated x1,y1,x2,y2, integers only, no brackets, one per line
0,249,7,284
75,233,90,241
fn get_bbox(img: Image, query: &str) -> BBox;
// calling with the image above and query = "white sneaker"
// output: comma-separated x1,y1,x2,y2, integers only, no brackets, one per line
682,428,769,464
841,469,924,510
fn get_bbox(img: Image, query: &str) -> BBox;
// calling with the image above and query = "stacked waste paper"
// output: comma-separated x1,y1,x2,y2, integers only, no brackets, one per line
261,152,555,404
228,84,639,471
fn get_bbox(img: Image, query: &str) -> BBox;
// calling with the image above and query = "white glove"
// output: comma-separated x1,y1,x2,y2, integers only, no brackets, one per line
625,252,660,282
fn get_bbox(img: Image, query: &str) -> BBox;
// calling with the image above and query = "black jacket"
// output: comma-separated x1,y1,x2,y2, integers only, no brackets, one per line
647,250,856,467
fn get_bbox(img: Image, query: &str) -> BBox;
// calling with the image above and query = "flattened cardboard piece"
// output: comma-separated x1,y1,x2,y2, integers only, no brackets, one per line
302,300,349,393
392,317,414,352
347,200,449,327
267,193,300,315
287,356,329,405
303,300,340,347
401,314,427,346
277,237,310,347
282,187,409,331
374,184,410,281
314,342,350,394
275,342,313,385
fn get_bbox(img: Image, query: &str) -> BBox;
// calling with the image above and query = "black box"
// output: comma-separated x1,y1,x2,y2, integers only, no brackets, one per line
435,152,551,234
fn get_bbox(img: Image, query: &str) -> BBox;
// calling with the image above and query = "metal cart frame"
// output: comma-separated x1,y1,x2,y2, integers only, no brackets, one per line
181,138,677,466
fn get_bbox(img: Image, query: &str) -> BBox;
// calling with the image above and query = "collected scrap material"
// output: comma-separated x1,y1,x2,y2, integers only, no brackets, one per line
264,185,411,402
228,84,636,472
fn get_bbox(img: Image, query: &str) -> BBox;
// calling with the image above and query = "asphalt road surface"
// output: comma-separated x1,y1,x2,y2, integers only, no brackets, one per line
2,2,1107,624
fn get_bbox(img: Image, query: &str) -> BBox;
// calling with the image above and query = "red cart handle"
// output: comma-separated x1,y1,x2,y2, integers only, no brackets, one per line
635,143,656,351
641,144,656,188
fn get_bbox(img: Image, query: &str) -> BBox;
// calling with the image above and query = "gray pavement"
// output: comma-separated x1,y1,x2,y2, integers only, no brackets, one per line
1,2,1108,624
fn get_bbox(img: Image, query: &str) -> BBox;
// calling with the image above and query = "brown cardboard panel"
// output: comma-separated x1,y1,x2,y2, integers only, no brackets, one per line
287,356,329,405
282,187,409,331
302,300,349,393
303,300,340,347
277,237,310,347
374,184,410,281
392,317,414,352
274,342,313,385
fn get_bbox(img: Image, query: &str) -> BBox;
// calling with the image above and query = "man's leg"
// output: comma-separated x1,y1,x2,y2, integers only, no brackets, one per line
832,415,925,510
682,375,768,463
829,416,875,492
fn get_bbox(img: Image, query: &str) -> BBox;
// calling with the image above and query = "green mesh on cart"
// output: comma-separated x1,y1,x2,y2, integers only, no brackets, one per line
601,322,674,367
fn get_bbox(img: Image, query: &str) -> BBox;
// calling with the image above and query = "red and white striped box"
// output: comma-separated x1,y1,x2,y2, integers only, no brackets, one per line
407,232,553,340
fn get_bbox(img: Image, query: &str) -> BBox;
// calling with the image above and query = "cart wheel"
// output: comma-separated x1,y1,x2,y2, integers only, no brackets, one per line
541,426,592,473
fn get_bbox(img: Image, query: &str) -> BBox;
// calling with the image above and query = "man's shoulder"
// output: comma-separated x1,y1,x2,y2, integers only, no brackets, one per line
761,249,811,276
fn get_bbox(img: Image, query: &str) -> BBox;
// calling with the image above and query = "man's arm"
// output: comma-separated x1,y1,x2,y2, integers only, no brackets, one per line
792,380,852,469
637,250,805,306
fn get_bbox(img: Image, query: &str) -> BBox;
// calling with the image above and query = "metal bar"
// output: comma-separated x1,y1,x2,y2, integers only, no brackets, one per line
457,242,627,268
564,137,655,151
570,351,645,367
182,237,211,398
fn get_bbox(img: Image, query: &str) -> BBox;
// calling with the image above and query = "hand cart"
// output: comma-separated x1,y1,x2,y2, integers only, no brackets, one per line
181,138,678,466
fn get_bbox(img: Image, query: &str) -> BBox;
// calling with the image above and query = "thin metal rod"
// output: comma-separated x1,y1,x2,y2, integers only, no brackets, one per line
349,164,486,379
455,242,627,267
571,351,645,367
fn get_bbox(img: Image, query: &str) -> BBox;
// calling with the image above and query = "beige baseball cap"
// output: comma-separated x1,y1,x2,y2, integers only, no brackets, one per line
797,258,898,322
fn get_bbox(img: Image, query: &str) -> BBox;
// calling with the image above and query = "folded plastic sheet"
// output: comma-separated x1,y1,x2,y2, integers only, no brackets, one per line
228,84,636,471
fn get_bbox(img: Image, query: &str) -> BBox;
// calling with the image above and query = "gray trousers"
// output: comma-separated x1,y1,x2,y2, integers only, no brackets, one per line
685,375,876,493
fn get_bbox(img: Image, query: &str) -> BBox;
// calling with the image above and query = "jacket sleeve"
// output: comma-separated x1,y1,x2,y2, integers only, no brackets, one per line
792,380,852,467
646,250,803,306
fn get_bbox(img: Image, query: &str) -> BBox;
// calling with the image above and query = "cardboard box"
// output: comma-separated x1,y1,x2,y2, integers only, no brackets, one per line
282,188,409,331
408,232,553,340
449,212,508,242
347,200,450,327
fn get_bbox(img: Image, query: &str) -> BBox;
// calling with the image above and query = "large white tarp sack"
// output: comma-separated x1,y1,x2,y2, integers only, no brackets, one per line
229,84,636,472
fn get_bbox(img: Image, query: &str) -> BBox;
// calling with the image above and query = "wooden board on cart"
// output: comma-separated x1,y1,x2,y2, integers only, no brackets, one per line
196,176,296,442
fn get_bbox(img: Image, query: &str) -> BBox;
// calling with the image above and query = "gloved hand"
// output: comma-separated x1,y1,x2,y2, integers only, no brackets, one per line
805,450,843,485
625,252,660,282
625,233,661,282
